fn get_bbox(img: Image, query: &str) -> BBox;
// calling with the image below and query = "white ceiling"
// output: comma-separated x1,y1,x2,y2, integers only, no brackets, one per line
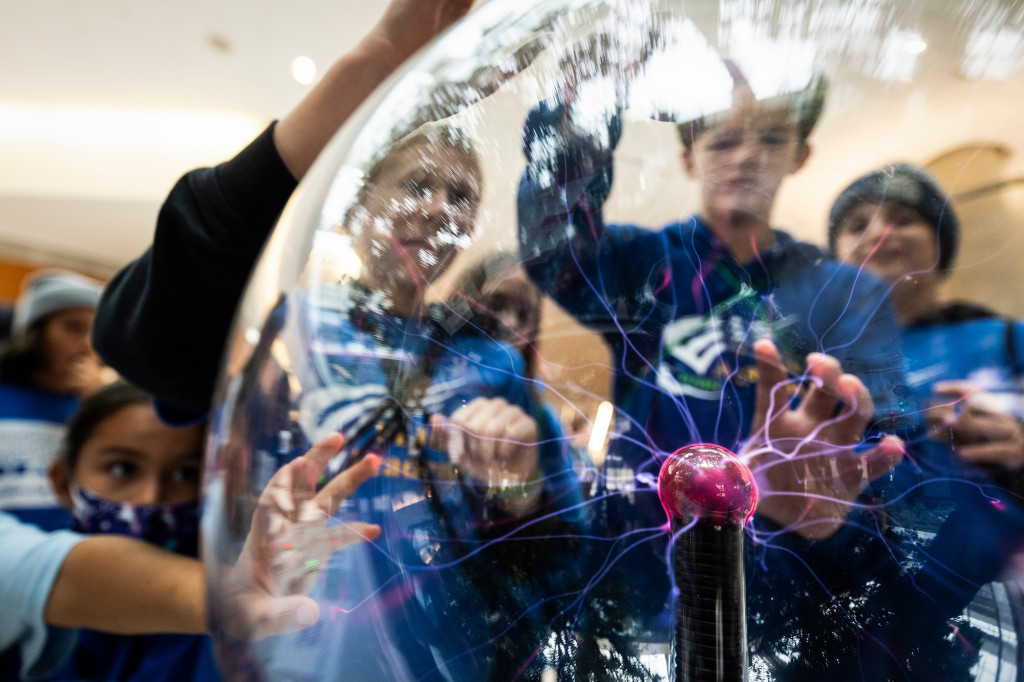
0,0,387,276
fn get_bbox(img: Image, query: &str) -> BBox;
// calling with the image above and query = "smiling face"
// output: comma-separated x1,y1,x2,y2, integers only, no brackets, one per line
833,201,941,286
52,403,204,507
833,200,943,322
349,134,482,314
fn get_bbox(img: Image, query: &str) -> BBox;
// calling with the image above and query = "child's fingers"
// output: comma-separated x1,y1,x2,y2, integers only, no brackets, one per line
315,454,381,515
798,353,842,423
860,435,905,485
301,433,345,479
325,521,382,551
751,338,790,431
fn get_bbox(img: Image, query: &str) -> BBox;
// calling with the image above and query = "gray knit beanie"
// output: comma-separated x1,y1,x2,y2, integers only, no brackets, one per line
12,269,103,336
828,163,960,273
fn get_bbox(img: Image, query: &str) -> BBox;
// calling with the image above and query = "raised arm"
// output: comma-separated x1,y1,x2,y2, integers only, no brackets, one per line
274,0,473,179
516,26,691,340
93,0,475,423
517,95,618,308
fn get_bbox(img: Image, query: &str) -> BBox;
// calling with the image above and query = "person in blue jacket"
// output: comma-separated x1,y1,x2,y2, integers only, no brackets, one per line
517,47,912,678
830,162,1024,678
210,120,585,682
43,381,219,682
87,0,585,676
0,269,107,532
0,393,385,682
446,250,599,487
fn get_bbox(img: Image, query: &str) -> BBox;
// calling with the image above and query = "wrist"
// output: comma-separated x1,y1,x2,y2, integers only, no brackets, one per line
351,36,407,83
488,469,544,516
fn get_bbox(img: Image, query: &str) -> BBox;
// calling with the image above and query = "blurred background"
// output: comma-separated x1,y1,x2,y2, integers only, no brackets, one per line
0,0,394,289
2,0,1022,288
2,0,1023,430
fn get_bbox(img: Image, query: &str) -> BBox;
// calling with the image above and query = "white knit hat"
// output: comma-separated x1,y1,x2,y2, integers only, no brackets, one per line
11,269,103,337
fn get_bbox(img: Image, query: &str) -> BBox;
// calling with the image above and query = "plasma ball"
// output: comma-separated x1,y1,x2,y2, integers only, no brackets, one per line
662,443,755,680
658,443,758,526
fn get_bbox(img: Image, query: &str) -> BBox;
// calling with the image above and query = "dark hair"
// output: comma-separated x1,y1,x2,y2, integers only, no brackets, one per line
0,317,49,387
61,381,151,471
677,63,828,150
447,251,543,377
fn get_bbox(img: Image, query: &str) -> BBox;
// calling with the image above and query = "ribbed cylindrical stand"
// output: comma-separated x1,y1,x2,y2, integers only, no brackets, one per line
658,443,756,682
672,518,746,682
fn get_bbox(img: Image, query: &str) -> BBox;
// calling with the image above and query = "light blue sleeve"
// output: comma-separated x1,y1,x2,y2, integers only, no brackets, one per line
0,511,82,681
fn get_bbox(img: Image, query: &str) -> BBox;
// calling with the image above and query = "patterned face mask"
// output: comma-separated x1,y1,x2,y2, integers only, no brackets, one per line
69,486,200,556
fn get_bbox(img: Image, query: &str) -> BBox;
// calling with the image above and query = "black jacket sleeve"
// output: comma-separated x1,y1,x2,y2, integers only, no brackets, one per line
92,123,298,422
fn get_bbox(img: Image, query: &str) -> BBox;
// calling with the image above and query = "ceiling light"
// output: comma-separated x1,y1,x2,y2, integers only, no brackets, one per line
904,35,928,54
291,56,317,85
0,103,267,201
0,104,264,153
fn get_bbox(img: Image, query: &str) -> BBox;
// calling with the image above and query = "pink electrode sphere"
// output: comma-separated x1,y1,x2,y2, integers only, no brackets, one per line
658,443,758,526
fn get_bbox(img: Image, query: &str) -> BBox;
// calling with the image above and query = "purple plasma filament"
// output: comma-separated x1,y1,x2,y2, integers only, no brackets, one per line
658,443,758,527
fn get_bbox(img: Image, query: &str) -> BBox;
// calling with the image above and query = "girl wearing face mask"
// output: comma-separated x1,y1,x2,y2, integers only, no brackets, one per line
44,381,218,682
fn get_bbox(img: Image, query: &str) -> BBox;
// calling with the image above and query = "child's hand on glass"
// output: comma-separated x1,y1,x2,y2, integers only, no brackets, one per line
220,434,381,641
742,339,904,540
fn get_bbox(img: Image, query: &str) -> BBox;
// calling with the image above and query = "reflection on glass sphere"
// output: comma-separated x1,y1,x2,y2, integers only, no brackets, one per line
659,444,757,525
204,1,1024,680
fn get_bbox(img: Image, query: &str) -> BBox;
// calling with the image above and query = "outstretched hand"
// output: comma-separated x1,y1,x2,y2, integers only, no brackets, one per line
219,434,381,641
742,339,904,540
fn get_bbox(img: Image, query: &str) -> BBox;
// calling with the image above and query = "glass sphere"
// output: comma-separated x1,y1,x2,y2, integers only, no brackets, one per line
659,444,757,525
203,1,1024,680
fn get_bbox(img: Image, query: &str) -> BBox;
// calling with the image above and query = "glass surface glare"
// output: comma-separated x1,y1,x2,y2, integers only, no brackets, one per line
204,1,1024,680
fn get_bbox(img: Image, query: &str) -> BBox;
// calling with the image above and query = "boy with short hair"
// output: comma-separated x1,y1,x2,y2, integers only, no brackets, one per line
517,55,910,676
518,61,905,535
